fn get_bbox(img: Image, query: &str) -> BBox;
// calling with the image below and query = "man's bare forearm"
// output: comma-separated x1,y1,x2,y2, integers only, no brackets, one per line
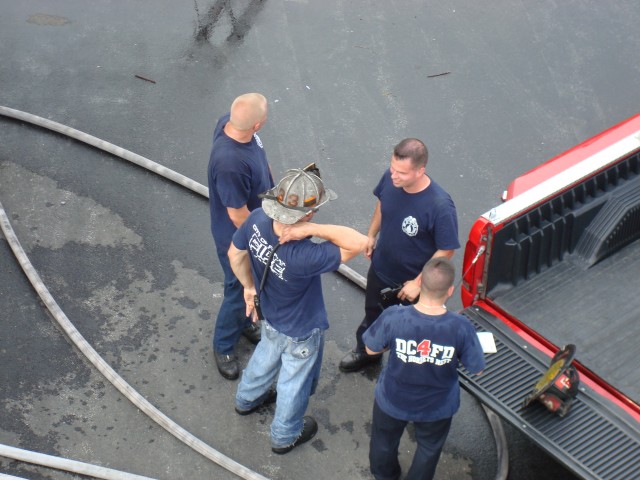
307,224,368,254
227,205,251,229
280,222,367,262
367,201,382,238
432,249,455,260
228,244,255,289
228,243,259,319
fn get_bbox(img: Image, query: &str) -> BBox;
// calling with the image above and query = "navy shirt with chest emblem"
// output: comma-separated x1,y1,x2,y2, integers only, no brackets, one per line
371,170,460,285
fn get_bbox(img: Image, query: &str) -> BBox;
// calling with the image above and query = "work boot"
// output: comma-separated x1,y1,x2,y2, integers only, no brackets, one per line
235,388,277,416
242,322,261,345
214,351,239,380
339,350,382,372
271,416,318,454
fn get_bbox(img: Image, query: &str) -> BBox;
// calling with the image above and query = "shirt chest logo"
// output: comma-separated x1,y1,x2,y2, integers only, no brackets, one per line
402,216,418,236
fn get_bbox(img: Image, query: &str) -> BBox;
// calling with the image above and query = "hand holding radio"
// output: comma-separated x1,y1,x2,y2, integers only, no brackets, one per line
253,294,264,321
379,285,402,303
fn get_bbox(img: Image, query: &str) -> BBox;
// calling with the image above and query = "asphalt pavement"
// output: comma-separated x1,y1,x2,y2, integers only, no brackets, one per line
2,1,640,479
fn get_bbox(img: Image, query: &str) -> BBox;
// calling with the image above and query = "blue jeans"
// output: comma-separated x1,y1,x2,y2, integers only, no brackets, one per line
213,248,251,354
236,321,324,448
369,400,452,480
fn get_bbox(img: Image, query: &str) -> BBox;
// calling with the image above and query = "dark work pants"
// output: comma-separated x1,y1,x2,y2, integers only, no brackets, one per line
213,247,251,354
355,266,408,353
369,400,452,480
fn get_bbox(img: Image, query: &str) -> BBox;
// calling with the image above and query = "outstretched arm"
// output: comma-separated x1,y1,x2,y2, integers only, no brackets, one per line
279,223,368,263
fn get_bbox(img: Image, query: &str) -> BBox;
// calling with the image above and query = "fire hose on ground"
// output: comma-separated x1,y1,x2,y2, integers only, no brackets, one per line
0,444,155,480
0,105,508,480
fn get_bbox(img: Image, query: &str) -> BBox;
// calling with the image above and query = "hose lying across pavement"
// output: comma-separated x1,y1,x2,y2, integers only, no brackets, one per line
0,105,507,480
0,105,273,479
0,106,367,288
0,199,267,480
0,472,29,480
0,444,155,480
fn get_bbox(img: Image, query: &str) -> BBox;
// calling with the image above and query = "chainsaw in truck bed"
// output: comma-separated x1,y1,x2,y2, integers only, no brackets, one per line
458,113,640,479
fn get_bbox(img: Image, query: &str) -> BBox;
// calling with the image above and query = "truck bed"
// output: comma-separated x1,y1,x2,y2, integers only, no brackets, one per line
460,117,640,479
491,237,640,404
459,305,640,480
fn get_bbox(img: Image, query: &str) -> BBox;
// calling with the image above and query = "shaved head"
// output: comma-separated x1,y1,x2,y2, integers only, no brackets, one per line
421,257,455,298
229,93,268,131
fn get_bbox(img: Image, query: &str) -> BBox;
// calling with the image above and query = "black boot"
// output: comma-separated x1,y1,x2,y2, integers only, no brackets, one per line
339,350,382,372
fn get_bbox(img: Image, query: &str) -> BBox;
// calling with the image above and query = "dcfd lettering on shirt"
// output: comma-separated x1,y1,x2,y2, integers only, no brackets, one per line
249,224,286,280
395,338,455,366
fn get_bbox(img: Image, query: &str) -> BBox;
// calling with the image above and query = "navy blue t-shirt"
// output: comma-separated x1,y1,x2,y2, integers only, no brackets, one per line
232,209,341,337
363,305,485,422
372,171,460,285
208,113,274,252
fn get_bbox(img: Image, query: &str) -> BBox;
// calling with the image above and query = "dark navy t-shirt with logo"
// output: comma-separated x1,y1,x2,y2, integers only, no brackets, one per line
208,113,274,253
363,305,485,422
232,208,341,337
371,170,460,285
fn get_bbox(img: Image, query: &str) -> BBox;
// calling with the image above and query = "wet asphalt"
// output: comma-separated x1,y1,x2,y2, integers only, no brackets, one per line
2,1,640,479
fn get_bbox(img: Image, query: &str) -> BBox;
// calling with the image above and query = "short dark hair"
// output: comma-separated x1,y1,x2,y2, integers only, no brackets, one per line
393,138,428,169
421,257,455,298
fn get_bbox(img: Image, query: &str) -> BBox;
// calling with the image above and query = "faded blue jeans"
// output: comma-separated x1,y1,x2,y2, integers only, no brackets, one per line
213,248,252,354
236,321,324,448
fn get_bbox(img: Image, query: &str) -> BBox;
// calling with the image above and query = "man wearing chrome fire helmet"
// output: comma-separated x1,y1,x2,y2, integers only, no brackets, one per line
228,167,368,453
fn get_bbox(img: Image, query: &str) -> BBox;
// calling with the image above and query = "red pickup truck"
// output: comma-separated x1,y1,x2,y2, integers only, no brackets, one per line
459,113,640,480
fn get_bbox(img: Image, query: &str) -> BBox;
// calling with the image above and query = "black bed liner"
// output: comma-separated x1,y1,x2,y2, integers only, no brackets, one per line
459,306,640,480
493,238,640,404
